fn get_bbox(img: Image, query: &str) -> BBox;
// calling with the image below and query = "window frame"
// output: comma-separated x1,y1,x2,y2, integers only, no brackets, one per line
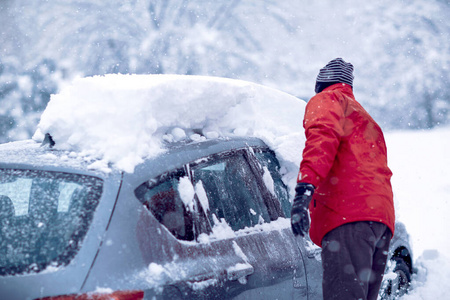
250,147,291,217
243,147,286,219
188,147,285,233
134,167,211,242
134,145,288,241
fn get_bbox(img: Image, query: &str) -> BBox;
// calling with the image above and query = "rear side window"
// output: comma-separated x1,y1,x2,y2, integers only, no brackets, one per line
0,169,103,276
134,169,195,241
192,152,271,231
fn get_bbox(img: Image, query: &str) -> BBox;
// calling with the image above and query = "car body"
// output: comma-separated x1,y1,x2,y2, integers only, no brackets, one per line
0,135,413,300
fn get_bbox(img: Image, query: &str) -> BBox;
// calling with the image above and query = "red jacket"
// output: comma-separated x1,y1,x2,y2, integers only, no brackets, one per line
298,83,395,247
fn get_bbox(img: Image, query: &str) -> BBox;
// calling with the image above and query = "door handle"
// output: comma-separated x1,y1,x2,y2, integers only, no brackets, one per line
191,273,217,283
226,263,254,282
187,273,219,291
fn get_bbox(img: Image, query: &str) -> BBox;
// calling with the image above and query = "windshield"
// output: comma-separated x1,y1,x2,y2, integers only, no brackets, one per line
0,169,103,276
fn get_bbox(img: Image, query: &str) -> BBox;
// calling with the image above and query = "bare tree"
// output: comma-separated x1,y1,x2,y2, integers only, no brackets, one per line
1,0,450,142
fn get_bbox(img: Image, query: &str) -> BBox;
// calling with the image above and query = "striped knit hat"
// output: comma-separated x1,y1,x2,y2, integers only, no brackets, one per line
315,58,354,93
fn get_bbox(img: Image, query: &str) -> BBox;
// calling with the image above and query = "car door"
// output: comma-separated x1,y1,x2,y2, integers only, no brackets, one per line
251,147,324,299
189,148,308,299
134,166,254,299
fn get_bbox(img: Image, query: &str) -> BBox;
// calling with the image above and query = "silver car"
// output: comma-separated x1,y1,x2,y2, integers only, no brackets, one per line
0,136,412,299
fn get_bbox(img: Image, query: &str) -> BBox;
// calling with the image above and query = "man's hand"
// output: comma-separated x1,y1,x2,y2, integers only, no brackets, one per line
291,183,315,237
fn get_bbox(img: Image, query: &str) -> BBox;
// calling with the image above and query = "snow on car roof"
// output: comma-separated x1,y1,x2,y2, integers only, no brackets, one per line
32,74,306,186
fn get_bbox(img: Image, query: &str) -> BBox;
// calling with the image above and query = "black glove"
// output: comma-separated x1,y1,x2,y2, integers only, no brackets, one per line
291,182,315,237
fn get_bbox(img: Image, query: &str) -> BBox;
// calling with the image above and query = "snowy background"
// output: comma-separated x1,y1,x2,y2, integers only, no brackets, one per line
1,0,450,142
385,127,450,299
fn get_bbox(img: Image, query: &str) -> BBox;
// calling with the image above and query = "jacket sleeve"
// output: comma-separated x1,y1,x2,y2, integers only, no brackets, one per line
298,92,345,187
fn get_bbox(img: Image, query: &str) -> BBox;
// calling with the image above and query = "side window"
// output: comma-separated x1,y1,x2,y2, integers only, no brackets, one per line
192,152,271,231
254,150,291,217
134,169,194,241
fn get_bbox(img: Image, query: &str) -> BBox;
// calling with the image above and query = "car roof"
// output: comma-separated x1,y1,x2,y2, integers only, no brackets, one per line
126,136,269,184
0,137,269,179
0,140,101,175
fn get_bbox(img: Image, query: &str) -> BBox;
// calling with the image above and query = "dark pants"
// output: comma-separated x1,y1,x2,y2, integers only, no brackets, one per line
321,221,392,300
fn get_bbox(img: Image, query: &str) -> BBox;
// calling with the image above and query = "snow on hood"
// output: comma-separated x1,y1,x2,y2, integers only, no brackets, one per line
33,74,306,184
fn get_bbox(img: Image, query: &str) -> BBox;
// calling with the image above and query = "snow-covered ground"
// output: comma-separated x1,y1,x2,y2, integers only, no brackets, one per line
385,127,450,299
32,74,449,298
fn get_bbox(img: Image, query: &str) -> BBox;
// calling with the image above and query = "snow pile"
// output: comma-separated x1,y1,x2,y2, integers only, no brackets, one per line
33,74,306,182
400,251,450,300
138,261,185,292
197,215,236,243
197,216,292,245
138,258,220,292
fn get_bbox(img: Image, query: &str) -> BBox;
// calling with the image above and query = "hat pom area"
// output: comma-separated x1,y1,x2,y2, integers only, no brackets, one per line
315,58,354,88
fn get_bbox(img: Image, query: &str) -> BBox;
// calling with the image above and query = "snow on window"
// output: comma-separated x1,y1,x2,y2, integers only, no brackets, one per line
0,178,32,215
178,176,195,212
194,180,209,213
258,215,265,225
198,214,236,243
198,217,291,244
262,166,276,196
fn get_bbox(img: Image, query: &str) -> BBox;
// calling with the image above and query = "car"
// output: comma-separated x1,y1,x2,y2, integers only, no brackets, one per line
0,75,413,299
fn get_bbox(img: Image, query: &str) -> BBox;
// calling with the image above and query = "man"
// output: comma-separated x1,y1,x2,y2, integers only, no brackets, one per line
291,58,395,300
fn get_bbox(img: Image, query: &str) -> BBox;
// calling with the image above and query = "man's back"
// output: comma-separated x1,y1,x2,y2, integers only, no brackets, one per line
300,83,395,246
